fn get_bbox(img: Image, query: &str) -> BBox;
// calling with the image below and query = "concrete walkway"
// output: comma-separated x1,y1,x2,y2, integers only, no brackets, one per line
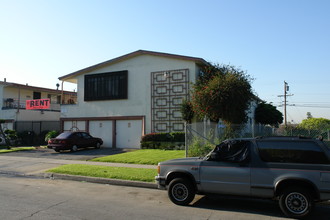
0,154,158,189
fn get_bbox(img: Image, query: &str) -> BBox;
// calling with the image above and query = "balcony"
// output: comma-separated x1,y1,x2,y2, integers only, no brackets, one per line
2,98,61,112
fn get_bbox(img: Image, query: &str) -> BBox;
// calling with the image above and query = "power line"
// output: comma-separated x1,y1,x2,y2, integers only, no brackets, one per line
291,104,330,108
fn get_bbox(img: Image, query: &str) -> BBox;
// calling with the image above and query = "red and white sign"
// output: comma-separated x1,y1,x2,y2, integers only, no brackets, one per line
26,99,51,110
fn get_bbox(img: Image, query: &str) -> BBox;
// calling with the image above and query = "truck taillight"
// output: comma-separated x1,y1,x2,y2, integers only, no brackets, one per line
157,164,160,174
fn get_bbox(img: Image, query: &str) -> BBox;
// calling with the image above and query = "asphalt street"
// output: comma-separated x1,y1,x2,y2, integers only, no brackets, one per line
0,147,330,219
1,146,131,160
0,175,294,220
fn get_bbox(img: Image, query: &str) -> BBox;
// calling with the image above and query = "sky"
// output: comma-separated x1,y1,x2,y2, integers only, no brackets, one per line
1,0,329,123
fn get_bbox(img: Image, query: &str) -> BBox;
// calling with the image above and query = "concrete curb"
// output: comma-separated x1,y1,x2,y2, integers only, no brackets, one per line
46,173,159,189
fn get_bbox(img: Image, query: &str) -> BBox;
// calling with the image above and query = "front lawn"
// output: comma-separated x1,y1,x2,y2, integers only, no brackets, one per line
91,149,185,165
0,147,35,154
47,164,157,182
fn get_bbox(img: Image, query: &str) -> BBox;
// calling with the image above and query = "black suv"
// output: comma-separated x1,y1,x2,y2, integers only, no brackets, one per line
156,136,330,218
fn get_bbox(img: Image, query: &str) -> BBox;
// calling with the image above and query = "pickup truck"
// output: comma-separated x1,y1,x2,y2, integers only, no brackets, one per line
156,136,330,218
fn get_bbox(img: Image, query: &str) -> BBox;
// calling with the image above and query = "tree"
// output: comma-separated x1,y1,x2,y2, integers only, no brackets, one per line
255,102,283,126
191,64,254,125
298,118,330,131
180,100,194,124
306,112,313,119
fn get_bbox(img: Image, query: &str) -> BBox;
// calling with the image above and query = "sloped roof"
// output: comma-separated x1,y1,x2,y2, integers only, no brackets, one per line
59,50,209,83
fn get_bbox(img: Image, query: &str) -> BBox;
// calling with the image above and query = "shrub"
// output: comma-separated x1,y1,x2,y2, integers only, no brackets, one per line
188,137,214,157
141,132,185,142
4,129,18,146
17,131,35,146
45,130,60,142
141,132,185,150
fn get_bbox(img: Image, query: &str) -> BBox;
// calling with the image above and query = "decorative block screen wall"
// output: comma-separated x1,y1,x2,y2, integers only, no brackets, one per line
151,69,189,133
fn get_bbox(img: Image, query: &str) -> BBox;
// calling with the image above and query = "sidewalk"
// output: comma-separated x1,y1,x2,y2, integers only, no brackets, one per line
0,155,158,189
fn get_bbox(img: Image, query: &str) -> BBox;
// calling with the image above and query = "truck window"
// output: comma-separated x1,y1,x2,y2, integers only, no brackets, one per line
257,141,329,164
213,140,249,162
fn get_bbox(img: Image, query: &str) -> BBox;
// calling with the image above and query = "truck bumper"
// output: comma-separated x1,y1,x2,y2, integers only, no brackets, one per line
155,175,166,189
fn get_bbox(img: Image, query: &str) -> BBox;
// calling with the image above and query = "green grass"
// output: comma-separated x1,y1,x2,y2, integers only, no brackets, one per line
0,147,35,154
47,164,157,182
91,149,185,165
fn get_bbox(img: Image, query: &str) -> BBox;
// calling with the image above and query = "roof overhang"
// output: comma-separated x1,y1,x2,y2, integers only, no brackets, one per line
58,50,209,83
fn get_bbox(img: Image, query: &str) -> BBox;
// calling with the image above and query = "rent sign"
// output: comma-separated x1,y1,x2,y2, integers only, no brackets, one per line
26,99,51,110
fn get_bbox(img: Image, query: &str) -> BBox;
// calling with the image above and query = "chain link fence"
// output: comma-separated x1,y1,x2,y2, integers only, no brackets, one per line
185,122,330,157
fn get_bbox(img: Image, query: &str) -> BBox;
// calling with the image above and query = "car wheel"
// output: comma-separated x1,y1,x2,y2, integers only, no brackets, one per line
54,149,60,153
71,145,78,152
279,187,314,219
95,142,101,149
168,178,195,206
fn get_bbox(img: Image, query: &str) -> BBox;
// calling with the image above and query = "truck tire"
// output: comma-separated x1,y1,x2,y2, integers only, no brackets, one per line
279,187,314,219
168,178,195,206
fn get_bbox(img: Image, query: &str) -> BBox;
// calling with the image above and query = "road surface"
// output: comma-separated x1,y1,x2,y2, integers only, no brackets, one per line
2,175,330,220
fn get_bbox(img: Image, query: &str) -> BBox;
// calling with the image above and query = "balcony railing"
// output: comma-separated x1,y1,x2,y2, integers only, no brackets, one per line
2,98,61,112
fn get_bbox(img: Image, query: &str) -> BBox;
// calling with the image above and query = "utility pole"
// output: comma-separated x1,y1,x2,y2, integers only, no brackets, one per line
278,81,293,127
284,81,288,126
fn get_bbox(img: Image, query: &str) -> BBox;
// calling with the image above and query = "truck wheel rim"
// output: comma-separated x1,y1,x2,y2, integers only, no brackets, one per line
285,192,308,214
172,183,188,201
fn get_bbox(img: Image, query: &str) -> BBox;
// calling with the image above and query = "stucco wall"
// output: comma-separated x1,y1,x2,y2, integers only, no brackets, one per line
61,54,201,134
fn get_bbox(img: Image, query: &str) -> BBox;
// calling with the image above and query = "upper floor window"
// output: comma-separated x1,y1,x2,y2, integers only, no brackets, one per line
33,92,41,99
84,70,128,101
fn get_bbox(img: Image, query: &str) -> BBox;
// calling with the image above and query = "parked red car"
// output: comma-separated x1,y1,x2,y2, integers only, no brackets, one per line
47,131,103,152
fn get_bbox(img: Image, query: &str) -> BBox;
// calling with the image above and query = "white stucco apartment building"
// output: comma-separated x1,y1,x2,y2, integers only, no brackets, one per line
59,50,208,149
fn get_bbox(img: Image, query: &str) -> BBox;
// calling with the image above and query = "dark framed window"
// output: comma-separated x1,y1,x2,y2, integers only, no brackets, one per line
84,70,128,101
33,92,41,99
257,141,329,164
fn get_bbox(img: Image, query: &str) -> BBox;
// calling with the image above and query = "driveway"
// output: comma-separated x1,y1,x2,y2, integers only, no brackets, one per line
0,147,131,161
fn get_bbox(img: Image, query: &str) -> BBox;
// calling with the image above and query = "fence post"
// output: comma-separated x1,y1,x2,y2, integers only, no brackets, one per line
185,122,188,158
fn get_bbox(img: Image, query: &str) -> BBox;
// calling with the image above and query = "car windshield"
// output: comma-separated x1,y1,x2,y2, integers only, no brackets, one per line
56,132,72,139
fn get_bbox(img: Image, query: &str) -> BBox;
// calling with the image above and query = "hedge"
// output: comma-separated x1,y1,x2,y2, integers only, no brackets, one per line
140,132,185,150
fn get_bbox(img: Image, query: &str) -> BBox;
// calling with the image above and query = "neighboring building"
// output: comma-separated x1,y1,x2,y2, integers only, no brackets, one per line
0,80,77,135
59,50,208,148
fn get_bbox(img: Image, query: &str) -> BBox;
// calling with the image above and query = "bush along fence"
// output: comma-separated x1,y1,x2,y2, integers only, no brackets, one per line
140,132,185,150
185,122,330,157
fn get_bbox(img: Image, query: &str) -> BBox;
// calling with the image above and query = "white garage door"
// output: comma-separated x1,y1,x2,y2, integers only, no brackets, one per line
116,120,142,149
63,121,86,131
89,121,113,148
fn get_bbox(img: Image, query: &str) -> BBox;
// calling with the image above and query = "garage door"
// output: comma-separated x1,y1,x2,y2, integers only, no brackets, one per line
89,121,113,148
63,121,86,131
116,120,142,149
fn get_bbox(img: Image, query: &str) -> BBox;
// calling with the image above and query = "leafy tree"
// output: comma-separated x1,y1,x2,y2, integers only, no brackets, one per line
298,118,330,131
306,112,313,119
255,102,283,126
191,64,254,125
180,100,194,124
